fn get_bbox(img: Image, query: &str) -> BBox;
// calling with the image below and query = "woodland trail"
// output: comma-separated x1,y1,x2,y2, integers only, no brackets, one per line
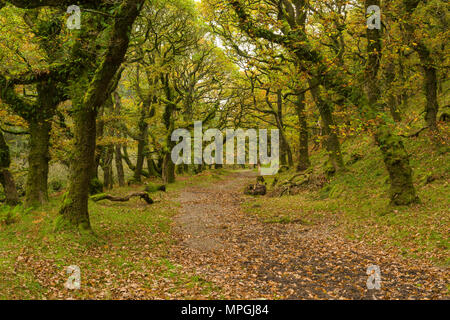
171,171,449,300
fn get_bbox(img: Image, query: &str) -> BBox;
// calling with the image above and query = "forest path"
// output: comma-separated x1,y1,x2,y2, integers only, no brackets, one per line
170,170,448,299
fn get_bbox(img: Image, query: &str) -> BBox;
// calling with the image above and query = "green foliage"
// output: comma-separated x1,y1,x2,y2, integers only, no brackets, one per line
144,183,166,193
0,205,32,225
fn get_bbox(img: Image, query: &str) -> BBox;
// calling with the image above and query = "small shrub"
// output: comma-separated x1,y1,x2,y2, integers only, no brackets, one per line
145,183,166,193
0,205,32,226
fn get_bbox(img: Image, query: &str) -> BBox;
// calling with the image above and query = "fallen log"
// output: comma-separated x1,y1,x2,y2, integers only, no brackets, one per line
90,192,154,204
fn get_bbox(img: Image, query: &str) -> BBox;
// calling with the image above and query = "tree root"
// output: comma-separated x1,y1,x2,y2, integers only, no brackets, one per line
90,192,154,204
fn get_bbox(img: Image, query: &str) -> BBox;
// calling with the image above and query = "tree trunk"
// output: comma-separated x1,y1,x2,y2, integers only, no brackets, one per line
0,132,19,206
402,0,439,132
115,144,125,187
60,107,97,230
384,62,402,122
309,78,345,172
25,117,51,207
113,92,125,187
25,80,58,207
365,0,419,206
146,156,160,177
94,105,105,180
275,90,293,167
59,0,144,230
295,90,311,171
162,152,175,184
102,146,114,189
421,62,439,131
133,119,148,183
375,127,419,205
0,169,20,206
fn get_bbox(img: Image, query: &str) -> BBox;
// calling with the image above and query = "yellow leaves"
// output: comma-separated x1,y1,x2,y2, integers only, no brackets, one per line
32,218,44,225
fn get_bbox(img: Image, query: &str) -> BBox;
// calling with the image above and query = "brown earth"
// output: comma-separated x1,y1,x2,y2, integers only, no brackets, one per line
170,171,449,300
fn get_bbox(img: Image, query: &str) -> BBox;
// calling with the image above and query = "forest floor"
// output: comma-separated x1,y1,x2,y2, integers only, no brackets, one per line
0,167,448,299
170,170,448,300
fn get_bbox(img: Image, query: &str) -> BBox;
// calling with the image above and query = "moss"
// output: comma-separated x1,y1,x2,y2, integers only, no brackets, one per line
78,221,94,235
89,178,103,195
375,126,420,206
52,215,71,232
62,192,72,207
90,193,107,202
324,163,336,177
145,183,166,193
127,177,141,186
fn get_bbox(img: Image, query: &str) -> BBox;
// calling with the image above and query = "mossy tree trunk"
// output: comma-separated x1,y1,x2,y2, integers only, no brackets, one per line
115,144,125,187
309,78,345,172
146,156,160,177
25,81,58,207
25,119,51,207
375,127,419,205
60,107,97,230
365,0,419,206
161,73,176,184
295,90,311,171
420,56,439,131
402,0,439,132
133,117,149,183
133,67,158,183
162,152,175,184
0,131,19,206
113,92,125,187
276,90,293,167
384,62,402,122
59,0,145,230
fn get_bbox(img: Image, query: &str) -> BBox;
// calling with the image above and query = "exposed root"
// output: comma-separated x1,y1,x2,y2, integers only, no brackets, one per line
90,192,154,204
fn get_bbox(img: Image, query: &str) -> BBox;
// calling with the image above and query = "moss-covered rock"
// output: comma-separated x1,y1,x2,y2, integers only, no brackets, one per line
144,183,166,193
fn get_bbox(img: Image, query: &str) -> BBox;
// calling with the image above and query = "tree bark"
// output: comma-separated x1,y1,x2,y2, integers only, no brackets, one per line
146,156,160,177
25,80,58,208
276,90,293,167
0,169,20,206
60,107,97,230
59,0,145,231
295,90,311,171
133,118,148,183
402,0,439,131
365,0,419,206
25,119,51,207
420,57,439,131
0,131,19,206
162,152,175,184
308,78,345,172
384,62,402,122
113,92,125,187
115,145,125,187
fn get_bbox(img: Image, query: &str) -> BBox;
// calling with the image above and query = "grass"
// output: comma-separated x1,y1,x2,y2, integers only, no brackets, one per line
0,172,225,300
243,132,449,267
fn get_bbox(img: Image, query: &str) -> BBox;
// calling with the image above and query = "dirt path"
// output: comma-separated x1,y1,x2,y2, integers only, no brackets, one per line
170,171,448,299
